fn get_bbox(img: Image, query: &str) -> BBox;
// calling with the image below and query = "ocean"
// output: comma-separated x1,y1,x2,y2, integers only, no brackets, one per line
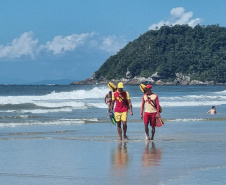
0,84,226,184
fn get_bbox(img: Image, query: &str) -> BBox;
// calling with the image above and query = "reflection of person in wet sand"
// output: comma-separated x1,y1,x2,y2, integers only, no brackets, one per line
113,142,128,170
142,142,162,167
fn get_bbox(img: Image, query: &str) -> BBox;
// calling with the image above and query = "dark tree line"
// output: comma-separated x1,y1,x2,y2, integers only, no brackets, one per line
94,24,226,83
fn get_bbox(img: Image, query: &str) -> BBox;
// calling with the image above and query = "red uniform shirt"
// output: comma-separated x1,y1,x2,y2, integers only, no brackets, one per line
112,90,130,112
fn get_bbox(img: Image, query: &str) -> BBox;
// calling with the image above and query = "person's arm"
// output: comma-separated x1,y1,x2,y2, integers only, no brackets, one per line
128,99,133,115
126,92,133,116
110,92,115,113
110,100,115,112
104,94,107,104
140,96,145,120
155,95,160,114
206,110,210,114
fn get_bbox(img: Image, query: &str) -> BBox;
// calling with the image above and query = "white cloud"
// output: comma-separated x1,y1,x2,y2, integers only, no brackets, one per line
188,18,202,27
42,33,126,54
148,7,201,30
170,7,185,17
0,32,126,59
42,33,95,54
99,35,126,53
0,32,38,59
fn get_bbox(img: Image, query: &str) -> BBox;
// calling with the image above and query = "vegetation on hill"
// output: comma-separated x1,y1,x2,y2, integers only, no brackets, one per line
94,24,226,83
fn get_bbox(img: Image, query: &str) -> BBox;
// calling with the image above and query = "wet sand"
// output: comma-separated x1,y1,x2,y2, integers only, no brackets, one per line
0,121,226,185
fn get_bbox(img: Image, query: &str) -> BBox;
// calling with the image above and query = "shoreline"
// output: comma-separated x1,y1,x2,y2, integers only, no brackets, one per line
70,78,226,85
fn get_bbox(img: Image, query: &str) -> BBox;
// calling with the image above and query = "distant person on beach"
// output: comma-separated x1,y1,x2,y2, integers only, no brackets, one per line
206,106,216,114
110,82,133,141
140,84,160,141
105,91,112,113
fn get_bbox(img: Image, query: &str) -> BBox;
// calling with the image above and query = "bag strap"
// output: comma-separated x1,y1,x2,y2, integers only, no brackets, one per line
146,94,156,108
116,92,129,106
150,99,157,108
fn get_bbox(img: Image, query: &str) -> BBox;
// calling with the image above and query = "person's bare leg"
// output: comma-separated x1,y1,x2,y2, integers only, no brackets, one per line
145,125,150,140
108,103,111,113
117,121,122,140
122,121,127,140
151,127,155,140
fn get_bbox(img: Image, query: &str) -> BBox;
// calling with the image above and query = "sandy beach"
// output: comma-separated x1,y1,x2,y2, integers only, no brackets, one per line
1,120,226,185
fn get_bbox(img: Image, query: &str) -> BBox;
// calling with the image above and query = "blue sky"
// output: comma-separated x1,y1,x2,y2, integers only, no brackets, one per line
0,0,225,84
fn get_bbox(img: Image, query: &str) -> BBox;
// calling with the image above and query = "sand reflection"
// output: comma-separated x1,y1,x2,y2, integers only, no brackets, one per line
112,142,128,170
142,142,162,167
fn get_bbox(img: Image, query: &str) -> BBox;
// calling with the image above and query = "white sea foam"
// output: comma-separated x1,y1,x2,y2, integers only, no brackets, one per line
19,107,74,114
33,101,86,109
0,87,226,112
0,115,31,119
160,94,226,101
0,87,108,104
160,100,226,107
0,110,16,113
0,87,109,111
59,118,98,122
88,102,108,109
45,87,108,100
168,118,206,122
214,90,226,95
131,100,226,108
0,118,99,127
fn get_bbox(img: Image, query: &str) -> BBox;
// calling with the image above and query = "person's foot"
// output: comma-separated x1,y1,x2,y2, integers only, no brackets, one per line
150,137,154,141
146,136,150,141
124,135,128,141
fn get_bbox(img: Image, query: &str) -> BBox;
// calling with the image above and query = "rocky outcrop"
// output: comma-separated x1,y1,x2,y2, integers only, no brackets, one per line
126,71,132,79
189,80,216,85
174,73,191,85
70,72,225,85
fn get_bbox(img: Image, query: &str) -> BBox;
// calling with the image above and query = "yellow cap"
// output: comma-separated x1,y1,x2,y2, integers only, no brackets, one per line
117,82,124,88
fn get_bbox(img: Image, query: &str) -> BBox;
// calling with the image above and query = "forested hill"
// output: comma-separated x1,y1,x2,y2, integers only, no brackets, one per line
93,25,226,84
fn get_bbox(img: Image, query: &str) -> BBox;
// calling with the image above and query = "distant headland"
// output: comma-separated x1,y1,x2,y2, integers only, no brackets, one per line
71,25,226,85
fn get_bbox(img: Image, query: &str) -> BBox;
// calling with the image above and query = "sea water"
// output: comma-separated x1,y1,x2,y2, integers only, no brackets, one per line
0,84,226,185
0,85,226,127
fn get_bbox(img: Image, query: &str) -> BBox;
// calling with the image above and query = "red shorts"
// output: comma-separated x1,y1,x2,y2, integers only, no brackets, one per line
144,112,157,127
